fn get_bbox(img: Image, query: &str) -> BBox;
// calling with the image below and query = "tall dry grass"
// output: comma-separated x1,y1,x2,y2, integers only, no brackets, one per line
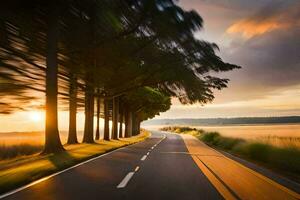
0,144,43,159
256,135,300,148
0,132,44,160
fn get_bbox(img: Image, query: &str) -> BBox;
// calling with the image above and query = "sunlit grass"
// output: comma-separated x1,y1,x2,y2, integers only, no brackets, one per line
0,131,150,194
0,131,44,146
256,135,300,148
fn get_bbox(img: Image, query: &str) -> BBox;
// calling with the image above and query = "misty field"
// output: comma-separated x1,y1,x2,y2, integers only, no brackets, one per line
0,129,107,159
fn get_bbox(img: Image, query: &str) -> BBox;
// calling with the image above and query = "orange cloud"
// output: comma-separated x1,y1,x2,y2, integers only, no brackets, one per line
226,2,300,39
226,18,283,38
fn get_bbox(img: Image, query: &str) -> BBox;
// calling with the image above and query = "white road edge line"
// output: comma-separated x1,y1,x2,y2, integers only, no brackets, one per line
0,139,148,199
135,166,140,172
147,152,150,156
117,172,135,188
141,155,147,161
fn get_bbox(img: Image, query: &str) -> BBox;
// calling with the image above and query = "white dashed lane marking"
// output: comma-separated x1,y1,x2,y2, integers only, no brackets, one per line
135,166,140,172
141,155,147,161
116,134,167,189
117,172,135,188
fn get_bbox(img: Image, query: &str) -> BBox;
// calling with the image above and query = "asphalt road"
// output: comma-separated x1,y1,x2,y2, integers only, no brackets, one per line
2,131,223,200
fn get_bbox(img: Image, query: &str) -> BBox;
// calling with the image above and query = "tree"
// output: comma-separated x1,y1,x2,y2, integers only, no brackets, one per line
95,90,101,140
67,74,78,144
43,5,65,153
103,98,110,140
112,96,120,139
0,1,67,153
124,87,171,135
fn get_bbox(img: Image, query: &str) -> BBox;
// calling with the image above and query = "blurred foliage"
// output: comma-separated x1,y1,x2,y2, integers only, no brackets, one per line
0,0,240,116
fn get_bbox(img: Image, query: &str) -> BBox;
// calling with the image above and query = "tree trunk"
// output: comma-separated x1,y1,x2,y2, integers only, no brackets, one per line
43,7,64,154
132,113,136,136
128,111,133,137
89,91,95,139
103,99,110,140
125,109,132,137
133,114,140,136
132,115,141,136
124,109,129,137
67,75,78,144
137,120,141,135
95,94,100,140
83,82,94,143
118,107,123,138
112,97,119,139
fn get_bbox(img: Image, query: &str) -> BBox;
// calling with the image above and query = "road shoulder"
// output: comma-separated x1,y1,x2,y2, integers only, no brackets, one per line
181,134,300,200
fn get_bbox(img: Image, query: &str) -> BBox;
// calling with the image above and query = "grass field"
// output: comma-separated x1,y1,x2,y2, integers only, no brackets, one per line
161,126,300,181
0,130,96,159
191,124,300,148
0,131,149,194
0,144,43,159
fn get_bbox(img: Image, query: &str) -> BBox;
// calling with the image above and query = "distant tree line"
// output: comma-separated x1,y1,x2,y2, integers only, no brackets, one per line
0,0,239,154
144,116,300,126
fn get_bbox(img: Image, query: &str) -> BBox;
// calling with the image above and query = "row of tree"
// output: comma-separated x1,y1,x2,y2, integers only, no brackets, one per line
0,0,240,154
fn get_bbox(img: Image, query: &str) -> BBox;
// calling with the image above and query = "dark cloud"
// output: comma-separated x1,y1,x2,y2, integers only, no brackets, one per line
179,0,287,13
179,0,300,103
224,1,300,88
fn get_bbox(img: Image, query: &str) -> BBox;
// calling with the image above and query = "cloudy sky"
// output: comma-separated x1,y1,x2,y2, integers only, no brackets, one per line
156,0,300,119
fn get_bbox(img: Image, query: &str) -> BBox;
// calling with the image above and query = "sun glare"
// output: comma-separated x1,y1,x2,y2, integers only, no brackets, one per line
29,111,43,122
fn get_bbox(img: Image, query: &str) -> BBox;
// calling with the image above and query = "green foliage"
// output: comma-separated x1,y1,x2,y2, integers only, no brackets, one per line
234,143,271,161
124,87,171,121
200,132,245,151
160,126,197,133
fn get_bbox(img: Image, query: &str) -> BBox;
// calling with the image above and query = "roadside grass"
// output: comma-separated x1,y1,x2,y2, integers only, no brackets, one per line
257,136,300,149
160,126,198,133
161,126,300,179
0,131,149,194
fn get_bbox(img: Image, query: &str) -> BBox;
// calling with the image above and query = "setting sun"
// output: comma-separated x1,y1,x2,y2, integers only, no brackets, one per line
29,111,43,122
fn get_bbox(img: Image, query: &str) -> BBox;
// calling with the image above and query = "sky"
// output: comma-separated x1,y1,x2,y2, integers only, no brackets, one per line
155,0,300,119
0,0,300,132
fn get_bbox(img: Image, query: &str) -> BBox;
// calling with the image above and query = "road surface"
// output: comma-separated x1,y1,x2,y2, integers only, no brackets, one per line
2,131,300,200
